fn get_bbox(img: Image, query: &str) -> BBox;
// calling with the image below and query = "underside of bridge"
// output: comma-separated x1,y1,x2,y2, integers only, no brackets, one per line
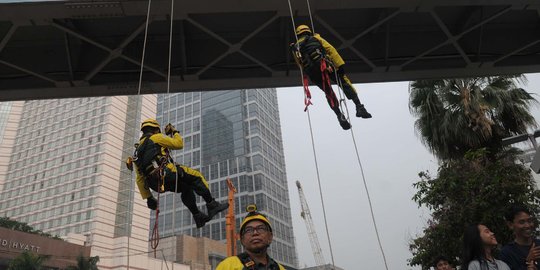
0,0,539,100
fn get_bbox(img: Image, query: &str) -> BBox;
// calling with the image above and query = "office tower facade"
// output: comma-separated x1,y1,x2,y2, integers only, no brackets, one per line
0,101,23,193
155,89,298,268
0,95,186,269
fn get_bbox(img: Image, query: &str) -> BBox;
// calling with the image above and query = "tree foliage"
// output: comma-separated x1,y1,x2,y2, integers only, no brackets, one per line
8,251,50,270
0,217,61,240
409,75,537,160
66,255,100,270
408,149,540,269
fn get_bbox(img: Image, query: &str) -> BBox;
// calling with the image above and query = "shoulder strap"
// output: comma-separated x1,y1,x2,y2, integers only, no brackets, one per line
236,253,255,269
134,134,151,160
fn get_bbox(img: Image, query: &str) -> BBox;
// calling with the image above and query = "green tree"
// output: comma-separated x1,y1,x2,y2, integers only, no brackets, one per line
0,217,61,240
66,255,100,270
0,216,35,233
408,149,540,269
408,75,540,269
409,75,537,160
8,251,50,270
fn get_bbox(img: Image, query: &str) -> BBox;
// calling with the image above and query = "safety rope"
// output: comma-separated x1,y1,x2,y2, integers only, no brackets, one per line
137,0,152,97
332,61,390,270
288,0,390,269
165,0,182,242
150,0,178,256
134,0,178,257
135,0,161,259
286,1,337,269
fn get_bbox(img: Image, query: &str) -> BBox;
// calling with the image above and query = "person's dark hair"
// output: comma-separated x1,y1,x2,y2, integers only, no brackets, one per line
433,255,450,267
505,204,531,222
461,224,485,269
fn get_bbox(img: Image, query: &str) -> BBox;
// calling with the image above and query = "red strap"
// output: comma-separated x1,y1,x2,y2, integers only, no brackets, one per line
320,59,337,108
303,75,313,112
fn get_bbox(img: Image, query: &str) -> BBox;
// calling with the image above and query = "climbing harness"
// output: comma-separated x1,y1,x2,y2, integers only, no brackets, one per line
286,0,389,269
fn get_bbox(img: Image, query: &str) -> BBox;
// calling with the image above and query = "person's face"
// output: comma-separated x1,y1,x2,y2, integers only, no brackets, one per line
478,224,498,246
508,211,535,239
436,260,451,270
241,220,273,253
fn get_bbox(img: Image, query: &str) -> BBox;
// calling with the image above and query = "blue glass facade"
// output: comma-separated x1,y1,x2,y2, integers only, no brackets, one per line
155,89,297,267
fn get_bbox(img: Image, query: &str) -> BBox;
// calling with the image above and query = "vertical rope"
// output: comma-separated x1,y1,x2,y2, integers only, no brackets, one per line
347,127,389,270
286,1,337,269
289,0,390,269
142,0,158,255
165,0,181,239
305,109,337,270
137,0,153,96
305,0,316,33
333,52,390,270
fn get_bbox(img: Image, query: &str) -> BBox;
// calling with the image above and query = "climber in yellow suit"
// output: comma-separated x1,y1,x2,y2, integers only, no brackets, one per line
291,24,372,130
131,119,228,228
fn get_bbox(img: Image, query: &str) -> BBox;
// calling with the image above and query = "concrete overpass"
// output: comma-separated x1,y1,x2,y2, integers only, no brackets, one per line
0,0,539,100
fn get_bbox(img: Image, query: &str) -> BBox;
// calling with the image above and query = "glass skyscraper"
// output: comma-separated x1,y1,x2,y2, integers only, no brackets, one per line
155,89,298,268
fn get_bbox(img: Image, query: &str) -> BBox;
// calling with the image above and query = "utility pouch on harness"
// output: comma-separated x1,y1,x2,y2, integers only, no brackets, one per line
236,252,280,270
237,253,255,270
146,160,162,180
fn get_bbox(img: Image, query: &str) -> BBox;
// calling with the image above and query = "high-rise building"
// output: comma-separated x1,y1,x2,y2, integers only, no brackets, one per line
0,96,187,269
155,89,298,268
0,101,23,193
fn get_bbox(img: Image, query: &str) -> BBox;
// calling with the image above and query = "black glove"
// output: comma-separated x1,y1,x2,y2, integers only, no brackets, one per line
147,197,158,210
164,123,177,135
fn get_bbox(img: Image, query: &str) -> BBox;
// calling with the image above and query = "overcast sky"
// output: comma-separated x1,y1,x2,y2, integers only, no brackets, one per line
277,73,540,270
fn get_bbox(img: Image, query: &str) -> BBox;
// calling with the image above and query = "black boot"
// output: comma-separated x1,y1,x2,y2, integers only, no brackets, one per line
193,212,210,228
206,200,229,220
337,113,351,130
356,104,372,118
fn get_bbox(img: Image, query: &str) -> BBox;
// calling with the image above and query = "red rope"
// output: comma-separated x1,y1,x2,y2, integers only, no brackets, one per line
150,176,161,257
320,59,337,108
150,152,170,257
303,75,313,111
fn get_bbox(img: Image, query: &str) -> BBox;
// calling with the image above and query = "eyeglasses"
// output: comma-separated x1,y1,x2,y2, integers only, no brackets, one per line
243,225,269,235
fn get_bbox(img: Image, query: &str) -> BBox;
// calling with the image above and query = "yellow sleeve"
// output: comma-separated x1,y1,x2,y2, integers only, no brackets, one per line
216,256,243,270
314,34,345,67
150,132,183,150
135,169,152,199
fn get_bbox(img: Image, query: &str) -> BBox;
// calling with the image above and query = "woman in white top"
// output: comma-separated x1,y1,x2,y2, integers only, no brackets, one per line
462,224,510,270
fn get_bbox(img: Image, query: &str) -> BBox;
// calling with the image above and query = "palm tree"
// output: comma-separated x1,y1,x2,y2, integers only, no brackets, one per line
8,251,50,270
409,75,538,160
66,255,99,270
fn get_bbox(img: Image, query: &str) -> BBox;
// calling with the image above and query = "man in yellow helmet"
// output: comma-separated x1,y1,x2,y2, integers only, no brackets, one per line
216,205,285,270
132,119,228,228
291,24,372,130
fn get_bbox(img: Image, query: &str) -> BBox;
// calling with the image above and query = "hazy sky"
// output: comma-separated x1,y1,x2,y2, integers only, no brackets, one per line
277,73,540,270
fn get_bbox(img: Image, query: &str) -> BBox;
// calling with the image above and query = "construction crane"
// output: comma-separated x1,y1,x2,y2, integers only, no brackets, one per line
225,178,237,256
296,180,326,268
